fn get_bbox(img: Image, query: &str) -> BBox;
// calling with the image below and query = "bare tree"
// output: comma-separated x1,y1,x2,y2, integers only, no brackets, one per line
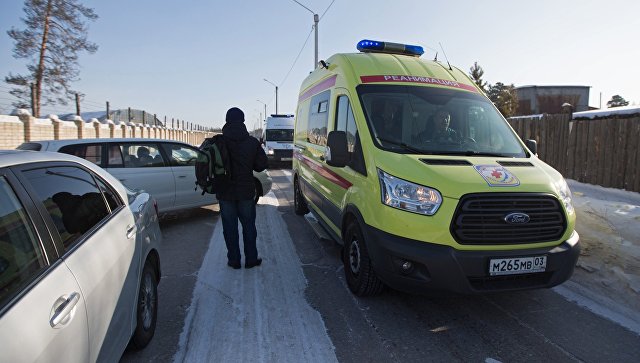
5,0,98,117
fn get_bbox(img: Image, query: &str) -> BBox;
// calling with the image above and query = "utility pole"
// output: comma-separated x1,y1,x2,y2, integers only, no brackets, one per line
257,99,267,120
292,1,320,69
263,79,278,114
75,93,81,116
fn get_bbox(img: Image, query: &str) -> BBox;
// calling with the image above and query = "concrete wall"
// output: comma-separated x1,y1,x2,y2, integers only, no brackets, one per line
0,110,213,149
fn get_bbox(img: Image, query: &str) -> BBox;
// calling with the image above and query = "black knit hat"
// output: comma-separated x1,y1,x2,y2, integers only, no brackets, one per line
225,107,245,123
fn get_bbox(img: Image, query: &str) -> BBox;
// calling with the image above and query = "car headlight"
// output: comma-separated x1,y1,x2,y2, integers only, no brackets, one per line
267,147,274,155
557,178,574,214
378,169,442,215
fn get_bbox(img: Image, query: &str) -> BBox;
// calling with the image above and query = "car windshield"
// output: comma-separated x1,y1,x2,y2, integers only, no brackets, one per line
357,85,527,157
265,129,293,142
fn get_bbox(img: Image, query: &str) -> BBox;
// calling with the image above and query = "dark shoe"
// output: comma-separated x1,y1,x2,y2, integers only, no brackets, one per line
245,258,262,269
227,260,241,269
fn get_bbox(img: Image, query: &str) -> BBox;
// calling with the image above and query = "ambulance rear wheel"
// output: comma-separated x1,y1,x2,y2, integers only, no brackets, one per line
343,221,384,296
294,177,309,215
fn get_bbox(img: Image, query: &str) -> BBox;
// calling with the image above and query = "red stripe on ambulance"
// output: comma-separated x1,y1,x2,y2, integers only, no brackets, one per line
297,153,352,190
298,75,337,102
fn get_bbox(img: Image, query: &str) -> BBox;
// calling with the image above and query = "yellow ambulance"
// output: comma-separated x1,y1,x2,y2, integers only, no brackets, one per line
292,39,580,296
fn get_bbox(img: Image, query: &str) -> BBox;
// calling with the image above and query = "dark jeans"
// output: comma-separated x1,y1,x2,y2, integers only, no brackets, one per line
219,199,258,264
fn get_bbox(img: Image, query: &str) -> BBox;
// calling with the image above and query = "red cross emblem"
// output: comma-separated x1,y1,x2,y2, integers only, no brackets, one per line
491,170,502,178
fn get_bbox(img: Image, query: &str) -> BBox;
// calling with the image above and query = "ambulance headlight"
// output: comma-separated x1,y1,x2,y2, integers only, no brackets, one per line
557,178,574,214
378,169,442,215
267,147,274,155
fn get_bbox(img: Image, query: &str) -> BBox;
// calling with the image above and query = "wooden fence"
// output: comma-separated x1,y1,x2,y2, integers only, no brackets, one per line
508,114,640,193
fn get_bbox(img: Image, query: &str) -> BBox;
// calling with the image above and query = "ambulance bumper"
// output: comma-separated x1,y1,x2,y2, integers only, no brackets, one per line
362,223,580,294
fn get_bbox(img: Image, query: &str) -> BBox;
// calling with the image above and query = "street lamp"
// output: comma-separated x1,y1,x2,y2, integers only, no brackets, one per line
263,79,278,114
292,0,319,69
257,99,267,121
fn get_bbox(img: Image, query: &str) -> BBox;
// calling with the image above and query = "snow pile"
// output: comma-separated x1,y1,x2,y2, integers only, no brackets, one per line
573,105,640,119
567,179,640,314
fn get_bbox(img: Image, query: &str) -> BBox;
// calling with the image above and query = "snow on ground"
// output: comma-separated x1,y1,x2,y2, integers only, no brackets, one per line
173,192,337,363
173,176,640,359
555,179,640,333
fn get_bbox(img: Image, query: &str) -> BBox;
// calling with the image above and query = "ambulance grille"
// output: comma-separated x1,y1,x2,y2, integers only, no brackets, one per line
451,193,566,245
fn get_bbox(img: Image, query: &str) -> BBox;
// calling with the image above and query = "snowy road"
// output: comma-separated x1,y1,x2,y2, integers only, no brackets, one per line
121,169,640,363
172,191,337,363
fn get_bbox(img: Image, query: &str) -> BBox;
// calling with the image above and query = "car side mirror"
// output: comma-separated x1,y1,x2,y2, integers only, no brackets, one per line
326,131,349,167
525,139,537,155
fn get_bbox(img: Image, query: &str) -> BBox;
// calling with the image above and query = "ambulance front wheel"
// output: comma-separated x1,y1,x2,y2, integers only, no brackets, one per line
343,221,384,296
294,177,309,215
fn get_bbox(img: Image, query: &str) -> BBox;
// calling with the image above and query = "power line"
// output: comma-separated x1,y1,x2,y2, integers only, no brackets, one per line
279,27,314,88
320,0,336,20
278,0,336,89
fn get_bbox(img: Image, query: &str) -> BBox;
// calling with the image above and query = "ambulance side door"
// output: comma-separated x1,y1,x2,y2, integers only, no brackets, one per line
297,90,332,218
324,89,363,223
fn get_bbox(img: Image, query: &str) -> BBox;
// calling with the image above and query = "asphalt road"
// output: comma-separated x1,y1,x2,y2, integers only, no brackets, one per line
121,168,640,363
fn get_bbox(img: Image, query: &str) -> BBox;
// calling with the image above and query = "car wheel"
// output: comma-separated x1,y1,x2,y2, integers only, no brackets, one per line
254,178,263,204
294,177,309,215
130,261,158,349
343,221,384,296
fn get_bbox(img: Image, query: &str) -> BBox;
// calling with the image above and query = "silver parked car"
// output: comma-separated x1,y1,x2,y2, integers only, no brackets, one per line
0,150,161,362
18,138,273,212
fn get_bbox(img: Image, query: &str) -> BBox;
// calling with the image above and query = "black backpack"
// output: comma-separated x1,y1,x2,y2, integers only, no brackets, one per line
195,134,232,194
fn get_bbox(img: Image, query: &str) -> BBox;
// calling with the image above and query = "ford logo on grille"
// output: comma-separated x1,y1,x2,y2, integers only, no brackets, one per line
504,212,530,224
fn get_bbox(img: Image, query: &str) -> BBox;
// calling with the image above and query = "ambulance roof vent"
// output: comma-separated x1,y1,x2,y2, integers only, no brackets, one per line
357,39,424,57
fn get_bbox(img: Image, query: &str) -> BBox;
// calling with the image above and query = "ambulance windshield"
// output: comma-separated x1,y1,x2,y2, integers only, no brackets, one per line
358,85,527,157
265,129,294,142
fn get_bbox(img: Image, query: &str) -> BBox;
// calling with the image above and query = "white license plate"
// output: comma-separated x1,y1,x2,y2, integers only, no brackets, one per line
489,256,547,276
281,157,292,161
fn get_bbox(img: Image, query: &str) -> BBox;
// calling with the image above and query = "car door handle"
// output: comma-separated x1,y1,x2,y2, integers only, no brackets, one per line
50,292,80,327
127,224,137,239
119,178,127,182
177,175,187,178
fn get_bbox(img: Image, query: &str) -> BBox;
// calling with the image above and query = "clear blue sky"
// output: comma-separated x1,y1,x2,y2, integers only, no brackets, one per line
1,0,639,129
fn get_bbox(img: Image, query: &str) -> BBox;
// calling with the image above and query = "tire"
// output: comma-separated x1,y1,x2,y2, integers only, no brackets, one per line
254,178,263,204
293,177,309,215
343,221,384,296
130,261,158,349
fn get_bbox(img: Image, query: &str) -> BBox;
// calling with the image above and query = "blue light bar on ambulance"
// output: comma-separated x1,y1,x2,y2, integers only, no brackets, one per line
357,39,424,57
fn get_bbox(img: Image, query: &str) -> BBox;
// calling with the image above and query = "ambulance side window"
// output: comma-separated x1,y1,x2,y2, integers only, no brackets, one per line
335,95,357,153
335,95,366,176
308,90,330,146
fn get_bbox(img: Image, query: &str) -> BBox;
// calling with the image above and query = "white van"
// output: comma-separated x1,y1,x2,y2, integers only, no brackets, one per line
261,114,295,166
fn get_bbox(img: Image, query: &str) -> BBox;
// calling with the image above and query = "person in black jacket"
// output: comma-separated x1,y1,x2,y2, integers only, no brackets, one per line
218,107,268,269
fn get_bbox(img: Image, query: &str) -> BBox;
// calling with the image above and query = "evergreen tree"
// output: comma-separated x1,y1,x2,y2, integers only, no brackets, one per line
606,95,629,108
5,0,98,117
469,62,487,93
487,82,518,117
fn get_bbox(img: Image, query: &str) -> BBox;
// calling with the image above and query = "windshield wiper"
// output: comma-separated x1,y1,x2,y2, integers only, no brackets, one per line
377,137,430,154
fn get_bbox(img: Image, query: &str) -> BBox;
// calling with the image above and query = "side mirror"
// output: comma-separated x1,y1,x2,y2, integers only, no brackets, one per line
326,131,349,167
525,139,537,155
